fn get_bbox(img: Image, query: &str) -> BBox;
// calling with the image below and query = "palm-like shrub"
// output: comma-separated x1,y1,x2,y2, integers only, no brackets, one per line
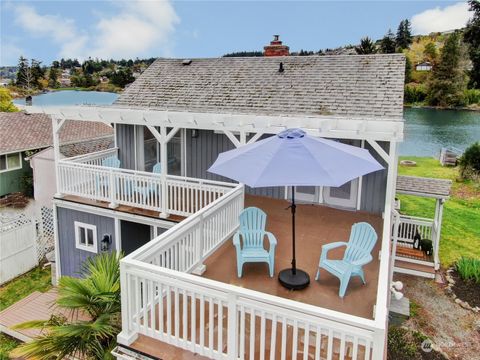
13,252,122,359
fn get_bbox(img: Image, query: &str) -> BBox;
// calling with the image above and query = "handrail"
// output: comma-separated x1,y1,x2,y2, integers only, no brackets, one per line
124,184,244,262
124,258,380,334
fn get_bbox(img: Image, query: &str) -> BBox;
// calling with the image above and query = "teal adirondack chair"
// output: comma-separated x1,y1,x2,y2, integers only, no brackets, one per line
315,222,377,298
96,156,121,193
233,207,277,278
134,162,162,202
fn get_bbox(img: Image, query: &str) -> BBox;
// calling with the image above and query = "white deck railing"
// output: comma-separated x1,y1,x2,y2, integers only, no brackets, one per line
118,184,383,359
57,153,235,217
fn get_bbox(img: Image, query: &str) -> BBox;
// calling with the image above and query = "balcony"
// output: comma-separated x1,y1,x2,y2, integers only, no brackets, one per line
117,187,387,359
56,148,236,219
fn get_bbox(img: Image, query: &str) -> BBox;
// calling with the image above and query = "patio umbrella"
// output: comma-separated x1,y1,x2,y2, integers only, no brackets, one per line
208,128,383,290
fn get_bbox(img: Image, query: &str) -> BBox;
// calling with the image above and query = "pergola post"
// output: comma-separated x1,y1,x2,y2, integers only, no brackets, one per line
433,198,444,270
52,116,66,198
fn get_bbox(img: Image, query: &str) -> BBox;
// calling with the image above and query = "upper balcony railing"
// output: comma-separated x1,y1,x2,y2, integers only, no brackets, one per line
57,149,236,217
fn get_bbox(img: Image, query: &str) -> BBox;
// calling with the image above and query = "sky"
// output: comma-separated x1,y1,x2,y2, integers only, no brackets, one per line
0,0,474,66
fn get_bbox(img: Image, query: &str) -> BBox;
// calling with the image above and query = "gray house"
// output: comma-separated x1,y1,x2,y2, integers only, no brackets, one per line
27,54,408,359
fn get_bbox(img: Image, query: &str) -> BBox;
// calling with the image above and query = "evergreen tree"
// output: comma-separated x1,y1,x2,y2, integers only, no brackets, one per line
396,19,413,50
16,56,31,89
464,0,480,88
355,37,377,54
30,59,45,88
380,29,396,54
405,56,413,83
427,32,467,107
48,68,60,88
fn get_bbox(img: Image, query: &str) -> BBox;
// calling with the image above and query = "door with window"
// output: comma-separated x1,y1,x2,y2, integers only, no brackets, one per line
323,178,359,210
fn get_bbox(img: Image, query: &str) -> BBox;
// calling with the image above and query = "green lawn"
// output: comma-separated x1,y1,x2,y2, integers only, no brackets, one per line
397,157,480,266
0,266,52,359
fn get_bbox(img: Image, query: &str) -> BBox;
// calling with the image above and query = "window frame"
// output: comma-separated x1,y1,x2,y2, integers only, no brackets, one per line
0,152,22,173
74,221,98,253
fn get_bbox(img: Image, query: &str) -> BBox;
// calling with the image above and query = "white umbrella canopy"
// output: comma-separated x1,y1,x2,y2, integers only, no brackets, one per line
208,128,383,188
208,128,384,290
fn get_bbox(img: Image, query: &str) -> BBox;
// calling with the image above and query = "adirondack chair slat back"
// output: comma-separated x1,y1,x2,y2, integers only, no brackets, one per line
239,207,267,248
101,156,120,168
152,163,162,174
344,222,377,262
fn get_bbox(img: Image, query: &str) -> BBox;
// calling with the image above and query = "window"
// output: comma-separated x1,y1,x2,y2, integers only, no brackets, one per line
0,153,22,173
74,221,97,253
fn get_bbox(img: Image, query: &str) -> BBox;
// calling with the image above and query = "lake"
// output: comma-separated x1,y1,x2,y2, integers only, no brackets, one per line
402,108,480,157
14,91,480,157
13,90,118,106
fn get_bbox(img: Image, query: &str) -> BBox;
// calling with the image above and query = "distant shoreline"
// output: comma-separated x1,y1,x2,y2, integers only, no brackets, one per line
404,104,480,112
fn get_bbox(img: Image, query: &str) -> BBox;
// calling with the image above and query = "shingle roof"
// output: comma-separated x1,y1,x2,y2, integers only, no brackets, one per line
60,137,114,158
0,112,114,154
115,54,405,119
396,175,452,199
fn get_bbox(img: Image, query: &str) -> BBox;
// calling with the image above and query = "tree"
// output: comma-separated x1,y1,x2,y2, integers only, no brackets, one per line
427,32,467,107
396,19,413,50
405,56,413,83
423,42,438,64
464,0,480,88
14,252,122,359
48,68,60,88
107,68,135,87
355,37,377,54
380,29,396,54
0,88,19,112
30,59,45,88
16,56,33,89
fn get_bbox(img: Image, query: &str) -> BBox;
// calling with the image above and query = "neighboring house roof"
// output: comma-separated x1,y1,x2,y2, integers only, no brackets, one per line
114,54,406,119
60,137,114,158
0,112,114,155
416,62,432,67
396,175,451,199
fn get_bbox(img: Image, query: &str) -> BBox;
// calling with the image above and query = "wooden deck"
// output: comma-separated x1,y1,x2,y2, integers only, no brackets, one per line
203,195,384,320
0,289,88,341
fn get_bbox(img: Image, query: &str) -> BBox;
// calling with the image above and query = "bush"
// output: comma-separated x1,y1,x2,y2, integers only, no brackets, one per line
387,326,429,360
404,84,427,104
459,142,480,180
455,257,480,284
464,89,480,105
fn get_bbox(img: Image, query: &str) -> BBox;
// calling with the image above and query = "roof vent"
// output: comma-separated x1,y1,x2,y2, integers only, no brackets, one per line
182,59,192,65
278,62,284,73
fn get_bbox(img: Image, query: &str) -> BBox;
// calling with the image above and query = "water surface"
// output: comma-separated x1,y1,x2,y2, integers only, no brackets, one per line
13,90,118,106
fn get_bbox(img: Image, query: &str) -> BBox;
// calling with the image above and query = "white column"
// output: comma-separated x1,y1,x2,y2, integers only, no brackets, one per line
160,126,169,218
433,198,444,270
52,202,61,285
52,116,64,198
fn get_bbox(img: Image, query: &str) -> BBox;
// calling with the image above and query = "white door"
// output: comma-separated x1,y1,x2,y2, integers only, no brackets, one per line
323,179,359,210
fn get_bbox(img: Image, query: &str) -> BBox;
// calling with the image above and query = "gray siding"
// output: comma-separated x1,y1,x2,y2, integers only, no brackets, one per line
185,129,284,199
116,124,136,170
360,141,389,214
57,207,116,277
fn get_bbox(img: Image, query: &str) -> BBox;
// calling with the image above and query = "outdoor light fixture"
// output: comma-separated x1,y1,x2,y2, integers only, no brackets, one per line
191,129,199,138
101,234,112,252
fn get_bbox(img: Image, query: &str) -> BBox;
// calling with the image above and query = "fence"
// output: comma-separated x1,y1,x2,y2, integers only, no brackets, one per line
0,207,55,285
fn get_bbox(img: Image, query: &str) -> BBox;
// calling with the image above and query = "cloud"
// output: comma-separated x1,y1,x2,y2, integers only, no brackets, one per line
11,0,179,61
411,2,473,35
0,41,24,66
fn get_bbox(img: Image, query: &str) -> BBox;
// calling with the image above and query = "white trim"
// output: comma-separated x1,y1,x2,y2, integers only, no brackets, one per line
74,221,98,253
0,152,22,173
356,139,365,210
53,198,176,229
114,217,121,252
52,203,61,284
23,105,404,142
393,266,435,279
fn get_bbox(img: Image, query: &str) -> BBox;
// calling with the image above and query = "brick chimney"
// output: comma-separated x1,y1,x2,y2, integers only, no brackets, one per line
263,35,289,57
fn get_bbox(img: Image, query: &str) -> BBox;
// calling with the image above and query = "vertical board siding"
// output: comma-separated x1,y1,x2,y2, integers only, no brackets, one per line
116,124,136,170
57,207,116,277
0,153,32,197
360,141,389,214
185,130,284,199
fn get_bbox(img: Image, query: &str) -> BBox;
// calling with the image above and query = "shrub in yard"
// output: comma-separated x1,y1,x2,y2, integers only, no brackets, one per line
387,326,428,360
458,142,480,180
455,257,480,284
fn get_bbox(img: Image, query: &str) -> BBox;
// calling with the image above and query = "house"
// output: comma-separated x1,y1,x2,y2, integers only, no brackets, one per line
0,112,113,199
23,53,410,359
415,61,432,71
60,69,71,87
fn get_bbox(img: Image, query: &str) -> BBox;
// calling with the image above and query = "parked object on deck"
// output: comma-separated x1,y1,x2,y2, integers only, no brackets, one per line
233,207,277,277
315,222,378,298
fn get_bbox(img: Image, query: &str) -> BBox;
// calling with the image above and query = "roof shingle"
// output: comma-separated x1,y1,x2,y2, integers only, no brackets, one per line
115,54,405,119
0,112,113,154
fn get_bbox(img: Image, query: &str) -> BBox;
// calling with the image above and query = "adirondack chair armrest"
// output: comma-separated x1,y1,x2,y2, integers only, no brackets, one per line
233,232,242,249
265,231,277,252
321,241,348,261
350,254,373,267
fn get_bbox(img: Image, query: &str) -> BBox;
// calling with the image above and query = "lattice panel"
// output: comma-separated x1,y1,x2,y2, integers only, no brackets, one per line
36,207,55,261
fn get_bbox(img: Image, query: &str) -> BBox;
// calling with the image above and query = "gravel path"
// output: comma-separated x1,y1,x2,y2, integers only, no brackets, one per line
396,274,480,360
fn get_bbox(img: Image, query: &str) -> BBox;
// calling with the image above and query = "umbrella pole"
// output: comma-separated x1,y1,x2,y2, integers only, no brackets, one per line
278,186,310,290
291,185,296,274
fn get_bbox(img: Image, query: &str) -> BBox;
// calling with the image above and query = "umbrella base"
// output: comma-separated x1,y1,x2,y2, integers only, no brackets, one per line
278,268,310,290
